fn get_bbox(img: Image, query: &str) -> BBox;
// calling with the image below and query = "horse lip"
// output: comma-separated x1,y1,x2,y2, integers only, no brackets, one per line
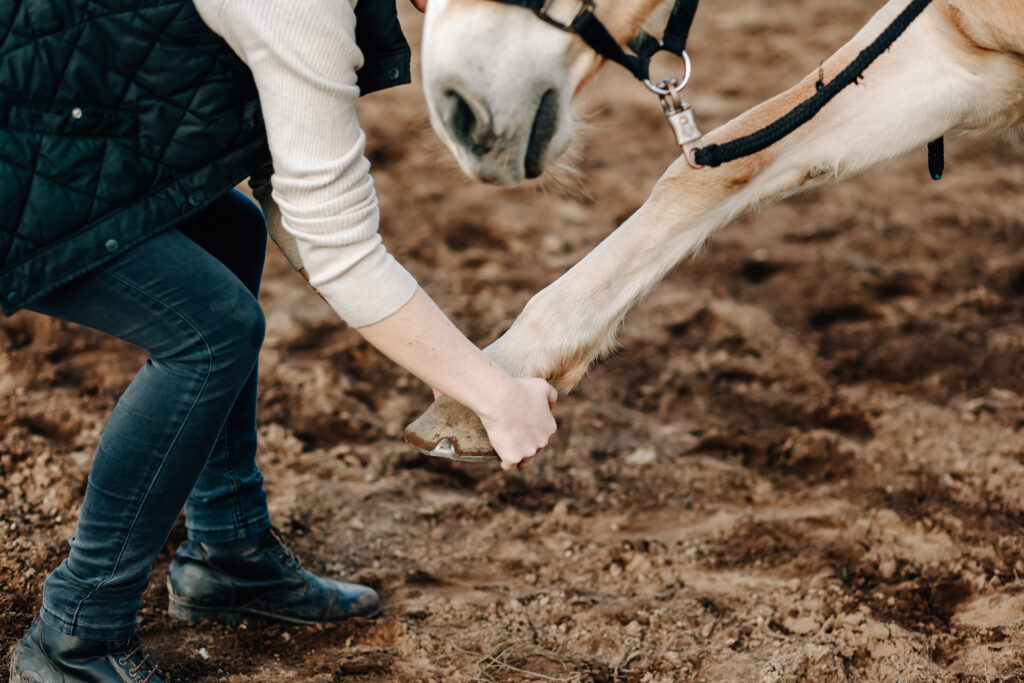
525,89,558,179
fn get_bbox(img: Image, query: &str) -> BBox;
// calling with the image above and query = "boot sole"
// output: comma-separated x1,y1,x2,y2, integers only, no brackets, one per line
167,583,382,625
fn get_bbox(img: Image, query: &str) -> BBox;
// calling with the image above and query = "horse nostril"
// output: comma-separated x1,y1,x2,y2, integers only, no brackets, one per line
445,89,495,156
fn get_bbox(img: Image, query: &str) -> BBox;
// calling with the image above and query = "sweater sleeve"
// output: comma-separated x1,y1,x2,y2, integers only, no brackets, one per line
193,0,419,327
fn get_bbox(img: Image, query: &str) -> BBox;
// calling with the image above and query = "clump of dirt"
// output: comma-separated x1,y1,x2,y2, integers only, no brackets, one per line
5,3,1024,681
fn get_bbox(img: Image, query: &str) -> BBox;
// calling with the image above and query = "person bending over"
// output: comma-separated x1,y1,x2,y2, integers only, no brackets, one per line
4,0,556,680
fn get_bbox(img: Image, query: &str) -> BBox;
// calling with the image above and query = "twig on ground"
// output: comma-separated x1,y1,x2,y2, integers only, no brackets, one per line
452,639,580,682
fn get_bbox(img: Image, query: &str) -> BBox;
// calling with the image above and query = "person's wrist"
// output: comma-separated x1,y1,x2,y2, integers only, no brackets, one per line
469,370,517,424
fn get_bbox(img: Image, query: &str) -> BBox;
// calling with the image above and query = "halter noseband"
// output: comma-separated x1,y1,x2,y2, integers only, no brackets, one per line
487,0,706,163
486,0,699,84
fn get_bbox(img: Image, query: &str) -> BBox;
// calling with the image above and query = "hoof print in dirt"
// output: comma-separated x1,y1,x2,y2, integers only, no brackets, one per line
404,395,498,462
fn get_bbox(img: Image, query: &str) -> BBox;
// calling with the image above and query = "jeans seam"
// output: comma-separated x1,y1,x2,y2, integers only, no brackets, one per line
222,412,247,535
68,266,214,632
187,410,253,537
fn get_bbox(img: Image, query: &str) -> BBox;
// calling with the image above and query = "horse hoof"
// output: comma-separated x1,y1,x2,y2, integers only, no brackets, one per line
404,396,499,462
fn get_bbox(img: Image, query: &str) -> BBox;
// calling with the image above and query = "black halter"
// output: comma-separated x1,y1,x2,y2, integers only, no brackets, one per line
487,0,943,178
488,0,700,85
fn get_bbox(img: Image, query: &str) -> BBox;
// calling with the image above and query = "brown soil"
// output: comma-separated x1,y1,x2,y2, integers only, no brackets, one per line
4,2,1024,681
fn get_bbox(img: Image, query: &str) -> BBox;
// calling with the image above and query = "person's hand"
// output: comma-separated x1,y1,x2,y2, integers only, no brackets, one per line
477,377,558,471
354,289,554,471
410,0,428,12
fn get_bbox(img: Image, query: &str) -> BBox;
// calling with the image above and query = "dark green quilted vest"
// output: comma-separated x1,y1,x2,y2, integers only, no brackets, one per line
0,0,410,315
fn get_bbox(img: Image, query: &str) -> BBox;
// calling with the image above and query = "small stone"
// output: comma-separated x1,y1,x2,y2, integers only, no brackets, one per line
839,611,865,628
878,558,897,580
860,621,890,640
783,616,819,635
626,447,657,465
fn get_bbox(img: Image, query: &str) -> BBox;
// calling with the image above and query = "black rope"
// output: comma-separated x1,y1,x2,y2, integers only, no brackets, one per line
693,0,933,168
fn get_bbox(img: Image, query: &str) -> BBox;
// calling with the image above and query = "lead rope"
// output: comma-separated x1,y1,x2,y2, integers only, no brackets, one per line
689,0,939,179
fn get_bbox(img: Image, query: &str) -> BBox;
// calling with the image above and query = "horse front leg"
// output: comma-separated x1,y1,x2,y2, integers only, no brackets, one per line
405,0,1024,459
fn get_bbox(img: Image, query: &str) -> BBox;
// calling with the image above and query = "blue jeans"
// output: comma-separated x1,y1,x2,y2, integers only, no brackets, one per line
28,190,274,640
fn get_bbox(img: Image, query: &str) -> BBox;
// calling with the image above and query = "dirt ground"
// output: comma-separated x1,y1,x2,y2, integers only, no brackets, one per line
5,2,1024,681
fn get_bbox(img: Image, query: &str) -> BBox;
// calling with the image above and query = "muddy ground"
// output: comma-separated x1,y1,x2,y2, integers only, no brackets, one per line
4,2,1024,681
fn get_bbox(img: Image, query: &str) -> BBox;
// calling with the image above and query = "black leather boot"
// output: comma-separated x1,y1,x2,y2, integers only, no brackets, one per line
9,617,168,683
167,527,379,625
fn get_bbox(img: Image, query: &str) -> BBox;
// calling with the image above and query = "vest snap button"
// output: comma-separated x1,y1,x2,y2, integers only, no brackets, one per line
7,291,20,306
388,67,400,81
71,107,83,120
188,193,203,207
105,239,119,253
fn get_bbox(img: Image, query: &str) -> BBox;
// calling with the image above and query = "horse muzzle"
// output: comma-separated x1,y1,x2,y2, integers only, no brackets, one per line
434,81,566,185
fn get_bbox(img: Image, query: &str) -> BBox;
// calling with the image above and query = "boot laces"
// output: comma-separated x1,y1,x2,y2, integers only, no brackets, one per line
116,635,166,682
266,526,303,570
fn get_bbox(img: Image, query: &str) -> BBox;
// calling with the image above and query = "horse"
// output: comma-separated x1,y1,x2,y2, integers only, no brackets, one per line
403,0,1024,459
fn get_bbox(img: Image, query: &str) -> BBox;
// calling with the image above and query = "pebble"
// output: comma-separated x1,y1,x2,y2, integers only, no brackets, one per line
783,616,820,635
626,447,657,465
860,621,890,640
878,558,898,579
839,612,865,628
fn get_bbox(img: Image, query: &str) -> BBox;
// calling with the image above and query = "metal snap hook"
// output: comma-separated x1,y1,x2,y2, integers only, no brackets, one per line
644,51,705,169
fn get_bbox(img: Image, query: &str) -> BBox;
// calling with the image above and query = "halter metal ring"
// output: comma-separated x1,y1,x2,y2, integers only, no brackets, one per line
643,50,692,95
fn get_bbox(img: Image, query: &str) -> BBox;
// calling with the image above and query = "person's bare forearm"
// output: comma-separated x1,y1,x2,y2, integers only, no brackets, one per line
357,288,512,416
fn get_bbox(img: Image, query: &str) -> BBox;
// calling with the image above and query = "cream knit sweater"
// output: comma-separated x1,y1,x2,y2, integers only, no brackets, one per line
193,0,419,327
